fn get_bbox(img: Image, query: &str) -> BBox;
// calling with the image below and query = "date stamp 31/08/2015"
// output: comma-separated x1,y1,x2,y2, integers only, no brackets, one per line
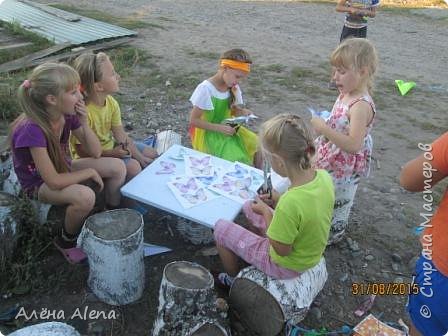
351,282,419,296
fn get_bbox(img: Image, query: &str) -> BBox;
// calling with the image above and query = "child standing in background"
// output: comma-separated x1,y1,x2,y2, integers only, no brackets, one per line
10,63,125,264
329,0,379,89
70,52,158,181
336,0,379,41
312,38,378,244
400,135,448,336
214,114,334,286
189,49,259,166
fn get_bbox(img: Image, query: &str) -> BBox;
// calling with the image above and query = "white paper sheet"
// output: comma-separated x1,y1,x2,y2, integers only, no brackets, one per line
167,176,218,209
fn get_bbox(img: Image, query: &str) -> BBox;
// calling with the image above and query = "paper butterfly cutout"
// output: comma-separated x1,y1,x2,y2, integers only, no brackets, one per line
190,166,213,176
182,189,207,204
212,176,252,192
230,188,256,200
156,161,176,175
170,148,187,161
196,173,217,186
226,163,248,179
307,107,331,121
173,178,198,193
250,171,264,186
189,156,211,167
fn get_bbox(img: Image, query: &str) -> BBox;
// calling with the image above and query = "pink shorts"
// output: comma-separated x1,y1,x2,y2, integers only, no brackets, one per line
214,201,300,280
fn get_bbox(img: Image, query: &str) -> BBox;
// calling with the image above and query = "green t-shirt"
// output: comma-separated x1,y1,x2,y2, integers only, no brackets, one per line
266,169,335,272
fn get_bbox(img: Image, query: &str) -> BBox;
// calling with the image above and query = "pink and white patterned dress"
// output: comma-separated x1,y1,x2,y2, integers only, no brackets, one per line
315,94,375,179
314,94,376,244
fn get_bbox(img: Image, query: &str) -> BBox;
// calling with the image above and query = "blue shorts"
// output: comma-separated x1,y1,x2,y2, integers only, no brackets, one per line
122,141,149,164
407,255,448,336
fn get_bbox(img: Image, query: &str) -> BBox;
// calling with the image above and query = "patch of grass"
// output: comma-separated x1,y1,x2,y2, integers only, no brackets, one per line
138,68,164,89
376,79,398,95
108,47,150,78
0,196,57,293
50,4,166,30
0,21,54,64
275,66,328,89
0,21,54,121
418,120,445,132
381,6,448,26
389,132,407,140
0,70,29,121
254,64,287,74
165,71,203,101
157,16,176,22
184,48,220,60
291,66,315,78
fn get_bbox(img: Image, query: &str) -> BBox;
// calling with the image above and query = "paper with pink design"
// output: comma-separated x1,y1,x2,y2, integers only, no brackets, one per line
167,176,218,209
207,162,263,204
185,155,215,177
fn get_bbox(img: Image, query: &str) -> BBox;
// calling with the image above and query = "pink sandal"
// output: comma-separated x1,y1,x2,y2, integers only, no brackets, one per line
53,238,87,264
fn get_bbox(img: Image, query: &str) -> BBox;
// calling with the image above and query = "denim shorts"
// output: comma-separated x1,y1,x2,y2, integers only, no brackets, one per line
340,25,367,42
407,255,448,336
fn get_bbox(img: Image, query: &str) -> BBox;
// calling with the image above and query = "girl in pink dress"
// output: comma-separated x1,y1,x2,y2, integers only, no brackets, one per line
312,38,378,244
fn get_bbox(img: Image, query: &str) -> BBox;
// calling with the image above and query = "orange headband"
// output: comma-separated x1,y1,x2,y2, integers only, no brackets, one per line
220,59,251,73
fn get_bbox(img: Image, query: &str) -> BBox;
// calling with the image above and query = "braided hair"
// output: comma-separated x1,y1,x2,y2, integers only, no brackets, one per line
259,113,315,171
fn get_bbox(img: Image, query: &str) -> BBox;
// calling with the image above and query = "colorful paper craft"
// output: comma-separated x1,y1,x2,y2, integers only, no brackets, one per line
222,114,259,125
225,162,264,191
308,107,331,121
226,162,249,179
353,314,405,336
143,243,172,257
170,147,187,161
156,161,176,175
167,176,217,209
208,175,257,204
196,172,218,186
395,79,416,96
185,155,215,177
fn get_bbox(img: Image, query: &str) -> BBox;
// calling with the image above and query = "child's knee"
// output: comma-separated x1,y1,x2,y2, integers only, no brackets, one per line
73,186,95,210
110,158,127,180
126,159,142,178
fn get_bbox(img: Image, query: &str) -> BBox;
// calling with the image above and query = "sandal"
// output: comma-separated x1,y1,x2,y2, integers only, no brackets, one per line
212,271,234,292
53,237,87,265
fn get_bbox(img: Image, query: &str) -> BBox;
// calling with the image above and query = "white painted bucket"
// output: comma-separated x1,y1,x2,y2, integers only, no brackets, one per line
78,209,144,305
176,218,214,245
8,322,80,336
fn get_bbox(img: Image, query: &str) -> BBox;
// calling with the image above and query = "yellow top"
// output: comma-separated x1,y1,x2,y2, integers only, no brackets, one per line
69,95,122,159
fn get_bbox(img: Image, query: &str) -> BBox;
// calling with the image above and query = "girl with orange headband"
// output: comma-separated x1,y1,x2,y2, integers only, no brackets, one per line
189,49,259,166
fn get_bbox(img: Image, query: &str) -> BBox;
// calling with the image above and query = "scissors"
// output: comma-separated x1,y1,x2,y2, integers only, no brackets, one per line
222,114,258,132
261,159,272,199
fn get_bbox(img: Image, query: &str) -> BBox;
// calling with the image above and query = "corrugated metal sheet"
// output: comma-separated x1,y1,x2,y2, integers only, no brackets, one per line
0,0,137,45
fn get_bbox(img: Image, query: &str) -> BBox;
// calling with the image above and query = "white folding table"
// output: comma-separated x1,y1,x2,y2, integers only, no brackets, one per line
121,144,259,228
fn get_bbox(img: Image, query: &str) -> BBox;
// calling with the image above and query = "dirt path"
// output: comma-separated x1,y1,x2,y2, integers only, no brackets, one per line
4,1,448,335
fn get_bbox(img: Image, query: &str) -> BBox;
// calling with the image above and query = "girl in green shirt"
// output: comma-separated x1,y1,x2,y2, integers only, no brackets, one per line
214,114,334,286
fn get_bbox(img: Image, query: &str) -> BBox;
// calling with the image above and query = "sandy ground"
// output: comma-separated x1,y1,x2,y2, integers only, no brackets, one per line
2,1,448,335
